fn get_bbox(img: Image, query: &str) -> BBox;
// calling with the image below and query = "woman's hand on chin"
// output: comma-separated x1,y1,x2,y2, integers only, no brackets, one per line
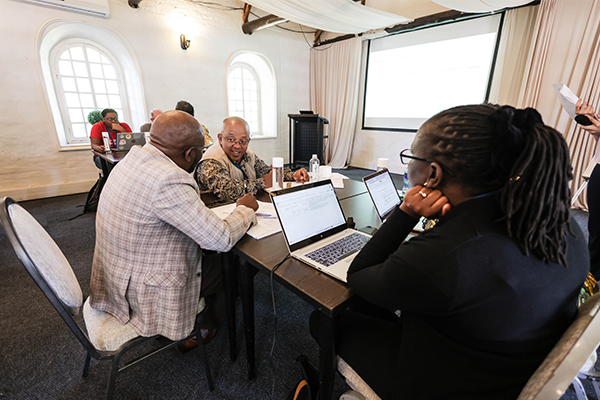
400,185,451,219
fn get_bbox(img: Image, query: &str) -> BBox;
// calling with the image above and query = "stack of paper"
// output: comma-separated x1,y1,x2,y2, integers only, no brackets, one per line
212,201,282,240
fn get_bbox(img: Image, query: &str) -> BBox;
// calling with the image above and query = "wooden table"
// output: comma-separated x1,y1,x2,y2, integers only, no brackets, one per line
92,150,129,177
220,187,382,400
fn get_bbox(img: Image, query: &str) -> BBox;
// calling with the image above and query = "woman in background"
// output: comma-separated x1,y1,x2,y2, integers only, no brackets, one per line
311,104,589,399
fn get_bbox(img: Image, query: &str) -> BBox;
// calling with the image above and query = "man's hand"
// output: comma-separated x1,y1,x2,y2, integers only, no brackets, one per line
293,168,309,183
262,172,273,188
400,185,451,219
236,193,259,211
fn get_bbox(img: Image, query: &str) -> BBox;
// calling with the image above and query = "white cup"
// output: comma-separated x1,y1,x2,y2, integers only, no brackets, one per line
377,158,389,171
319,165,332,180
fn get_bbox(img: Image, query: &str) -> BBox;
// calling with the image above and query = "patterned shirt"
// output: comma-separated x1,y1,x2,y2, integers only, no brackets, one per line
196,151,295,203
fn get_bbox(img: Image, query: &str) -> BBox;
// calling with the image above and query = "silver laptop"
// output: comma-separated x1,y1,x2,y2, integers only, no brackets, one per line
117,132,146,151
270,180,371,283
362,168,402,222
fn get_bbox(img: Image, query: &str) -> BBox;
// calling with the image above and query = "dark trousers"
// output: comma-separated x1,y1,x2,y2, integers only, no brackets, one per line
198,252,226,330
589,164,600,278
309,300,402,400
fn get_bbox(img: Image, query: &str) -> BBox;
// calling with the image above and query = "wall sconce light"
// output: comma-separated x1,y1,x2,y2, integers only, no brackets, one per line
180,34,190,50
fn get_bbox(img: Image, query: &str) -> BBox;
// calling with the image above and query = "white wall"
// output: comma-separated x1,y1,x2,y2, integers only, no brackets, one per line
0,0,310,201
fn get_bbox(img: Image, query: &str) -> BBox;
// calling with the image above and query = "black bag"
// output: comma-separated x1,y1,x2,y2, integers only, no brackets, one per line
69,173,106,220
286,355,319,400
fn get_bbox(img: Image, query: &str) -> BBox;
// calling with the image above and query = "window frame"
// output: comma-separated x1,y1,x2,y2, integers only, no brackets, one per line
227,62,262,135
51,39,130,145
226,51,277,139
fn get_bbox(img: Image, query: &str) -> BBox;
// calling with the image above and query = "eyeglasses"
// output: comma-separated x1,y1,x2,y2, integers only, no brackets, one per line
105,117,118,122
225,137,250,146
399,149,456,177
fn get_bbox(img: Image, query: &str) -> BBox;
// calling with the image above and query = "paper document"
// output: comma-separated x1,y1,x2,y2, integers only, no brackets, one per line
264,173,348,191
552,82,579,118
212,201,282,240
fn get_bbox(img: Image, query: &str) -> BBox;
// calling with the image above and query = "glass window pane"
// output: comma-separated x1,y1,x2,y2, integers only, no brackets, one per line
93,79,106,94
100,54,110,63
250,91,257,102
105,80,119,94
83,108,95,121
59,60,74,76
80,93,94,108
61,77,76,92
70,46,85,61
89,63,103,79
236,101,243,110
96,94,109,108
73,61,88,77
65,92,80,107
103,65,116,79
72,123,87,137
242,68,252,80
249,80,257,91
114,109,123,119
60,50,71,60
68,108,84,123
86,47,101,63
76,78,91,93
108,95,121,108
229,101,236,112
86,123,93,135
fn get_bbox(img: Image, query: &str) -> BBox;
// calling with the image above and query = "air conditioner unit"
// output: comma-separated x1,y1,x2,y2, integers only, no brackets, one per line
14,0,110,18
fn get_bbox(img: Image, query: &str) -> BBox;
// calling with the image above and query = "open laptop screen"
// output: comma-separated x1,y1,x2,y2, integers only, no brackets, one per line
271,180,347,247
363,169,401,221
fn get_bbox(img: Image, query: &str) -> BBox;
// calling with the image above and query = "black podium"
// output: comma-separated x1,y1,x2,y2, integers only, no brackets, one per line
288,113,329,168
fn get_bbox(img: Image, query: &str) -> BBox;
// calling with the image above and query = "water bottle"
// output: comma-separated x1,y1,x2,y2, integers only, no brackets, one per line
401,171,411,197
309,154,320,182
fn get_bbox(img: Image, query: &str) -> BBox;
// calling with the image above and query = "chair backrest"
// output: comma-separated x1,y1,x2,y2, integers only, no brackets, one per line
517,293,600,400
0,197,99,356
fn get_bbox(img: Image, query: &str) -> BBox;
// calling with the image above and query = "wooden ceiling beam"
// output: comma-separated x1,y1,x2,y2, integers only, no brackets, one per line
242,3,252,23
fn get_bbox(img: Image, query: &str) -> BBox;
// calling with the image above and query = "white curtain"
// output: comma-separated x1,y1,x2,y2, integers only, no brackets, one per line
310,37,362,168
491,0,600,210
243,0,410,34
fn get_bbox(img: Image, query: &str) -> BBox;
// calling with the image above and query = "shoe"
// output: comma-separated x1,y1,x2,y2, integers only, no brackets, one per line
177,329,219,353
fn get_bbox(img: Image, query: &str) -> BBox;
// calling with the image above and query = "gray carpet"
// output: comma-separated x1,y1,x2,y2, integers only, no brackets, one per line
0,168,594,399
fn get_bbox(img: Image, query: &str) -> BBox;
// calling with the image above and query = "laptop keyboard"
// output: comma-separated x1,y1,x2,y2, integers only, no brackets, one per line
305,232,370,267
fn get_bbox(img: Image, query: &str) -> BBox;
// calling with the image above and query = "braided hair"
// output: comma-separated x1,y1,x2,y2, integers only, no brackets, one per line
421,104,573,266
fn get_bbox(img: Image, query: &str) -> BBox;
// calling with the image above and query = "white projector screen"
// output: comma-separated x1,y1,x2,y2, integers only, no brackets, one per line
363,14,503,131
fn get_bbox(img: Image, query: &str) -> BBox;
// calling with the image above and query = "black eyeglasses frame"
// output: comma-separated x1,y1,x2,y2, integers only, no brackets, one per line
399,149,456,177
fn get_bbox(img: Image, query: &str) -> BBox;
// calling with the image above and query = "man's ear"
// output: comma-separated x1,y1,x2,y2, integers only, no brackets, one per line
425,162,444,188
183,147,195,163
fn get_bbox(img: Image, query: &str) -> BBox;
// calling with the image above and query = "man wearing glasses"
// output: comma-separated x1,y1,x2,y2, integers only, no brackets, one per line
196,116,309,203
90,108,132,168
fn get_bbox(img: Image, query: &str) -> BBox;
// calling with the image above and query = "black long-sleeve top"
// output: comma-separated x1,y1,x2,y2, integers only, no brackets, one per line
347,193,589,400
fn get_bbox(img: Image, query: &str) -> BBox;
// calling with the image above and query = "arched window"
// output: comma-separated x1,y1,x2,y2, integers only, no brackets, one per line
227,52,276,138
53,41,129,144
40,21,146,148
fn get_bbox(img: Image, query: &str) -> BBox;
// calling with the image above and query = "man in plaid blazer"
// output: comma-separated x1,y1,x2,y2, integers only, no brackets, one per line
89,110,257,341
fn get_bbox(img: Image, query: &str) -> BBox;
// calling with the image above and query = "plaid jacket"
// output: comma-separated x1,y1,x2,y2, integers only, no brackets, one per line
89,144,255,340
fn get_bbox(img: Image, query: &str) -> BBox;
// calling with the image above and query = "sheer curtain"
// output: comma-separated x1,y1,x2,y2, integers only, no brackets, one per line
492,0,600,209
310,37,362,168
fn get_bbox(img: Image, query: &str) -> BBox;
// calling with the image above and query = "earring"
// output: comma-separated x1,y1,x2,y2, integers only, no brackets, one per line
423,181,428,187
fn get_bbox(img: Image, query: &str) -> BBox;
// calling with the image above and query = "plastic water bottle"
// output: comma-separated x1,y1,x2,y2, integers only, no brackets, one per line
309,154,320,182
402,171,411,197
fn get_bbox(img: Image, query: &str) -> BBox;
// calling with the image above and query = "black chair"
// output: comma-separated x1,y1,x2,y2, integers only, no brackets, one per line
0,196,214,399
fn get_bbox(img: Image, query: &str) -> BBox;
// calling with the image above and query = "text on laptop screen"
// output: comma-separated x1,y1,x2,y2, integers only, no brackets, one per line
364,171,400,219
271,183,346,246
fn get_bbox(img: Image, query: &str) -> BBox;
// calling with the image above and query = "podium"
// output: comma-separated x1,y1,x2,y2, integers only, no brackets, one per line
288,113,329,168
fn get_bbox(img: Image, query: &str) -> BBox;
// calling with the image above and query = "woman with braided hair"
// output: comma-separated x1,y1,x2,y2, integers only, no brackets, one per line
310,104,589,399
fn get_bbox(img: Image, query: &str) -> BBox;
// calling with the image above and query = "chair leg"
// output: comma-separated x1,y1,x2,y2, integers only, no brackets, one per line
197,335,215,391
82,351,91,378
105,352,123,400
